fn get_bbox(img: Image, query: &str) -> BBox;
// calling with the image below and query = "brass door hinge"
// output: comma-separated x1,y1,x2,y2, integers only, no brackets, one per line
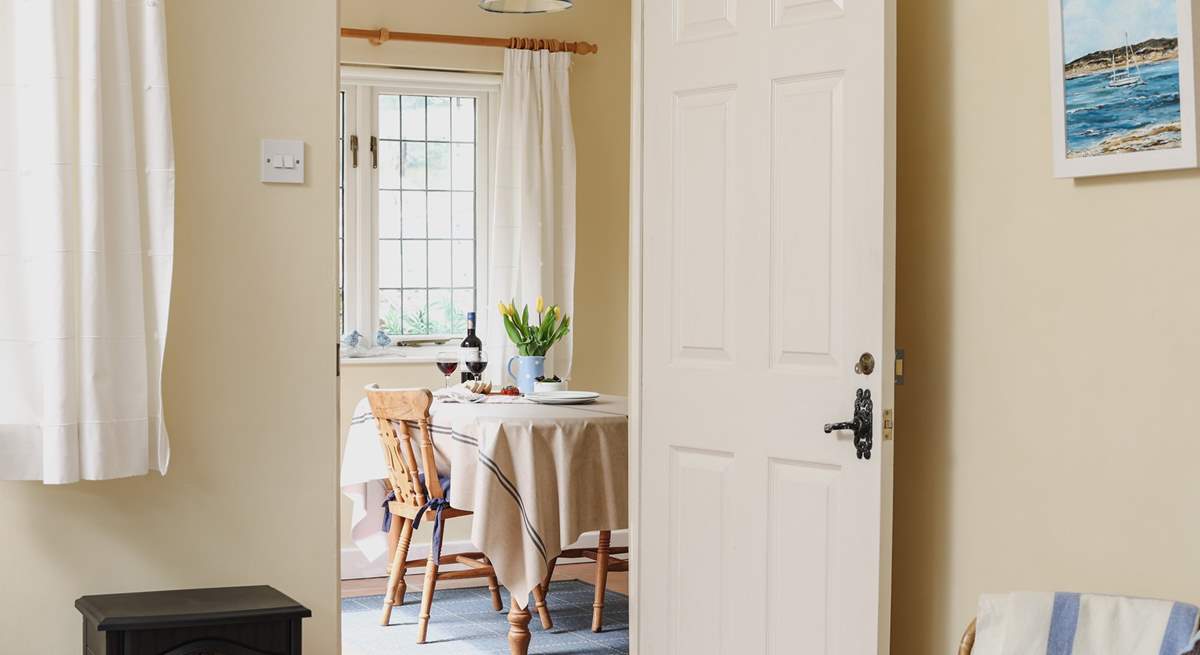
882,408,894,441
349,134,359,168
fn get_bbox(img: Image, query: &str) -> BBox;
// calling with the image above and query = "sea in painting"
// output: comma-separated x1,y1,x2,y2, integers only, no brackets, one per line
1061,0,1183,158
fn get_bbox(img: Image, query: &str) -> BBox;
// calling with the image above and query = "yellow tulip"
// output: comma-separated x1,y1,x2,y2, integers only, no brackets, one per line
553,306,562,319
536,296,545,314
507,302,517,317
497,302,509,317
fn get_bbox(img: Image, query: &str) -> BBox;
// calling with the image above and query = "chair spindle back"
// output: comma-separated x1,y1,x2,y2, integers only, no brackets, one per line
365,386,446,512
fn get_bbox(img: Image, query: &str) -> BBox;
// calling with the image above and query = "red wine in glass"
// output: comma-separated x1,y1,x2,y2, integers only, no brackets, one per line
435,351,459,388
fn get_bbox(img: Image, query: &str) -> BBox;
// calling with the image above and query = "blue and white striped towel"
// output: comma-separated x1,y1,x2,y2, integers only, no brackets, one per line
974,592,1199,655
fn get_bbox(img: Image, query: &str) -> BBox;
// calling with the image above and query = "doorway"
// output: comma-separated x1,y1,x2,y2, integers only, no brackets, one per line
333,2,634,654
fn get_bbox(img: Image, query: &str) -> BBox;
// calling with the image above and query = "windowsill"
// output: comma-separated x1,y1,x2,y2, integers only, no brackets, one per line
340,344,451,366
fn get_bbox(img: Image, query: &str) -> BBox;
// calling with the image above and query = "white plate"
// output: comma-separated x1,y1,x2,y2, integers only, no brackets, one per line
525,391,600,405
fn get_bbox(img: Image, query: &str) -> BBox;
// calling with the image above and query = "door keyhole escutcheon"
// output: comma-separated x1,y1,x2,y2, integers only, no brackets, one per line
823,388,874,460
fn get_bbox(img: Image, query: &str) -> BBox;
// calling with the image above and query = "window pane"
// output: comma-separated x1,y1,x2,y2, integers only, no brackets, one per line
428,240,451,287
379,140,402,190
453,289,475,326
372,93,480,339
401,191,426,238
380,290,404,334
452,192,473,239
452,239,473,287
379,190,402,238
452,143,474,191
379,95,401,140
452,97,475,142
403,289,429,334
379,240,403,288
402,141,426,189
427,97,451,141
401,95,425,140
429,289,452,334
402,240,427,287
428,192,451,239
427,142,451,190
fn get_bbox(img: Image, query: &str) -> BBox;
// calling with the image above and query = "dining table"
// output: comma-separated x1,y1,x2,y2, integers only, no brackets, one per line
340,392,629,655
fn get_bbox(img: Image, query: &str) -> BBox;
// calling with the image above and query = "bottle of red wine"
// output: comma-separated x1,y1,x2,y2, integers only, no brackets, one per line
460,311,483,382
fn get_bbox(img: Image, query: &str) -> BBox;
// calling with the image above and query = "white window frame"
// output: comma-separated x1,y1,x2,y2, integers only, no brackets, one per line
340,66,501,342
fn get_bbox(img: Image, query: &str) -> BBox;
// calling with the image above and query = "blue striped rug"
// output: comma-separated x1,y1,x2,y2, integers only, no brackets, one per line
342,580,629,654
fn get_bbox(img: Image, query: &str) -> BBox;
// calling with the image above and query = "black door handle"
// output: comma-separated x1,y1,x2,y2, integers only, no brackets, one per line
824,388,874,460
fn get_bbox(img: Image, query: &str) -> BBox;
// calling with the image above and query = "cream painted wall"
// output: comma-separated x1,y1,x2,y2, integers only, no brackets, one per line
0,2,339,652
336,0,630,565
893,0,1200,652
339,0,631,395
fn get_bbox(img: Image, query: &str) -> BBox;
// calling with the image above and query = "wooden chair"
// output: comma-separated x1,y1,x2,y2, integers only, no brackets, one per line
539,531,629,632
959,618,976,654
366,386,503,644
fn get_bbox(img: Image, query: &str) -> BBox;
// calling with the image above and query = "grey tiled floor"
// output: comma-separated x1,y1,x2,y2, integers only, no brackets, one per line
342,581,629,654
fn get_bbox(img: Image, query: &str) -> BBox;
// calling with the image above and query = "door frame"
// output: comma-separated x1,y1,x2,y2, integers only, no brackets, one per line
625,0,897,652
627,0,644,653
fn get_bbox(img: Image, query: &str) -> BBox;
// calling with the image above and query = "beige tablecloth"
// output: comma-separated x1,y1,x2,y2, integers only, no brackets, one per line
341,395,628,609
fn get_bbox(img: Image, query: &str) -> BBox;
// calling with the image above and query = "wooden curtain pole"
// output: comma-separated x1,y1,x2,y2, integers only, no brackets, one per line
340,27,599,55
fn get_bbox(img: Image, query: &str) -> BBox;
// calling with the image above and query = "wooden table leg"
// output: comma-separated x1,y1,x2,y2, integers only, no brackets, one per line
531,583,553,630
592,530,611,632
507,592,532,655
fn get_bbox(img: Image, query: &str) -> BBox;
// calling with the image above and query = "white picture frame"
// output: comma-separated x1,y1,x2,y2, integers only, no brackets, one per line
1048,0,1199,178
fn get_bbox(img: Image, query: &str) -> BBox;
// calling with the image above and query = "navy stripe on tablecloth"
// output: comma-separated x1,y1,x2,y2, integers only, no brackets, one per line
355,411,548,562
474,449,549,561
1160,602,1200,655
1047,592,1081,655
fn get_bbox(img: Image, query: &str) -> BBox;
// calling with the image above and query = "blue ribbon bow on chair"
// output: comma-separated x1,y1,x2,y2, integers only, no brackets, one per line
412,497,452,563
382,471,453,561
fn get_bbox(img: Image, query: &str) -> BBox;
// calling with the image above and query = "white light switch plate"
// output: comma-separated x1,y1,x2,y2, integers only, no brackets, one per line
261,139,305,184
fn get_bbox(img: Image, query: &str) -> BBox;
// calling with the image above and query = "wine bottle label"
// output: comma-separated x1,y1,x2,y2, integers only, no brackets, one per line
461,347,481,362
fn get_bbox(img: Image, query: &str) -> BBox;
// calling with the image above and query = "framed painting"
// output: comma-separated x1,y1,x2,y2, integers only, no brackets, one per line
1048,0,1198,177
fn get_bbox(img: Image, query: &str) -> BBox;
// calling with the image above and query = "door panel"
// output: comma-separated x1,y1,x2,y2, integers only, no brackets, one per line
668,446,736,653
773,0,844,26
769,72,843,371
675,0,738,43
671,87,737,365
766,458,840,654
637,0,894,651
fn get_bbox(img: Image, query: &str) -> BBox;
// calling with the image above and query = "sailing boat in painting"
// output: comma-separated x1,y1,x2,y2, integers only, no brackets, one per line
1061,7,1183,159
1107,32,1144,88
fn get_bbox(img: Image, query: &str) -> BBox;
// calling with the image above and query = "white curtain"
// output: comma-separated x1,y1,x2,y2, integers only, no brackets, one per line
486,49,577,382
0,0,174,483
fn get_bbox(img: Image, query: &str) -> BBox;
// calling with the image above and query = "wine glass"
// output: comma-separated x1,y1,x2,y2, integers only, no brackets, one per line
465,350,488,382
435,351,459,388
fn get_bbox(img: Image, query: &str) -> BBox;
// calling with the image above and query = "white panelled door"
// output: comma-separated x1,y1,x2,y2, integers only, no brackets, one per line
635,0,895,652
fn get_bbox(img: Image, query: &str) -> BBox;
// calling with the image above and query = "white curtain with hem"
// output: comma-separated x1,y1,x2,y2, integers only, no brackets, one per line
0,0,174,483
486,49,577,382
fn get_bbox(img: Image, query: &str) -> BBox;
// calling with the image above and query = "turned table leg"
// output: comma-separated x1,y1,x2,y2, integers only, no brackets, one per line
592,530,611,632
507,592,532,655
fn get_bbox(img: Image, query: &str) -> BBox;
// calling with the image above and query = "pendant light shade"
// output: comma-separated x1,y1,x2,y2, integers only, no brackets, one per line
479,0,573,13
